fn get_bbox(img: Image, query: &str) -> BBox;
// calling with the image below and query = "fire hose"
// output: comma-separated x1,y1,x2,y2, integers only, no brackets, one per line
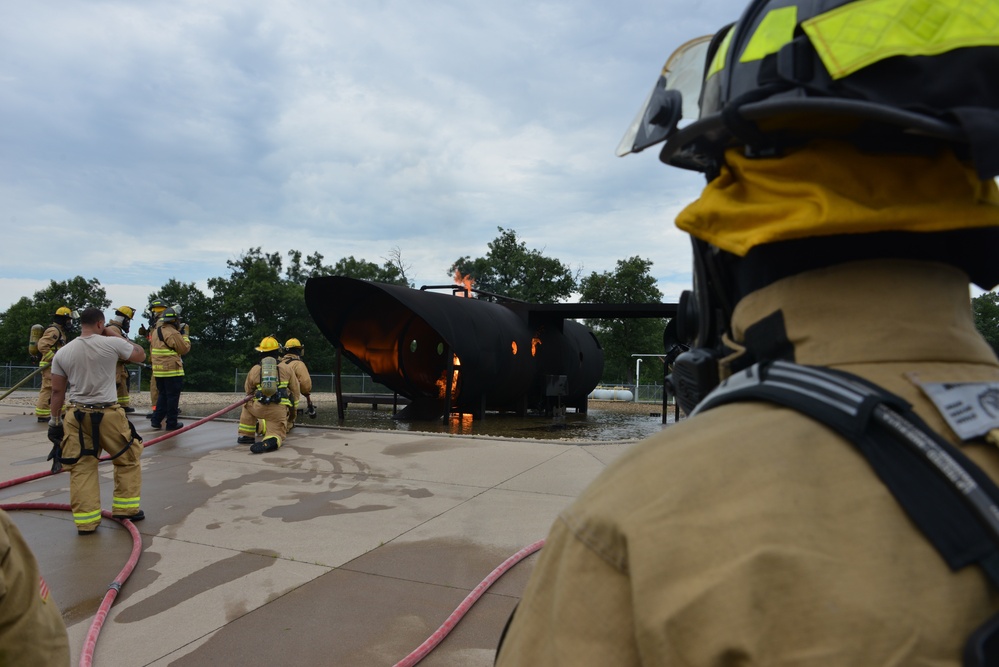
0,394,251,666
4,394,539,666
392,539,545,667
0,366,45,402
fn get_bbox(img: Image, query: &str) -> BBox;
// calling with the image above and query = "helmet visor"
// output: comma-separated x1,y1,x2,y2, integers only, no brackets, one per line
616,35,712,157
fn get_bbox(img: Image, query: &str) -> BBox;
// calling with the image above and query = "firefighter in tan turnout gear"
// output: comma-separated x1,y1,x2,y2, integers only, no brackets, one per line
0,509,70,664
34,306,74,422
238,336,300,454
496,0,999,664
281,337,314,429
47,307,147,535
149,307,190,431
105,305,137,412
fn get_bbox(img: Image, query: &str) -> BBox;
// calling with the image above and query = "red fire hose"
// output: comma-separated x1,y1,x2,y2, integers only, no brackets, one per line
0,502,142,667
392,538,545,667
0,395,251,665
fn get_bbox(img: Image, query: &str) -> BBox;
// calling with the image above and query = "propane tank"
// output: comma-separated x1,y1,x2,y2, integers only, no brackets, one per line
28,324,43,358
260,356,278,397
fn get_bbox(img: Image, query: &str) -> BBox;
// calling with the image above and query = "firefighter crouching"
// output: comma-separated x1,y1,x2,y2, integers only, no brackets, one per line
281,337,314,429
138,298,167,422
149,307,190,431
238,336,300,454
105,305,137,412
34,306,75,422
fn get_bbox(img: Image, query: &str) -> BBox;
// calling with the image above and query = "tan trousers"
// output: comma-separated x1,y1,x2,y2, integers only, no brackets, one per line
34,367,52,418
61,406,143,532
238,400,291,447
116,363,131,407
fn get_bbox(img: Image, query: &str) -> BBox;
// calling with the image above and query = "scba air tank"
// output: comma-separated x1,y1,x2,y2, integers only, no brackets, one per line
260,356,278,397
27,324,43,357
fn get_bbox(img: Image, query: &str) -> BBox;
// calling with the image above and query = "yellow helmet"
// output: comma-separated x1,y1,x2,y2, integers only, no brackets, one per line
115,306,136,320
284,338,303,350
55,306,72,317
255,336,281,353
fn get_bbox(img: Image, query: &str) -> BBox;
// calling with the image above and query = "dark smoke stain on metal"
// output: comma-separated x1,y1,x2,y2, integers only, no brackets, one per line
306,277,673,422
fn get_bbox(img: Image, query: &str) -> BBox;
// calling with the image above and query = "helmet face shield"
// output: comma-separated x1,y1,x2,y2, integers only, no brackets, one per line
616,35,712,157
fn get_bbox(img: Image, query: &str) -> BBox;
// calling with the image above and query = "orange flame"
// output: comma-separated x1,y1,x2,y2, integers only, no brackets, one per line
531,336,542,356
436,353,461,399
453,269,474,297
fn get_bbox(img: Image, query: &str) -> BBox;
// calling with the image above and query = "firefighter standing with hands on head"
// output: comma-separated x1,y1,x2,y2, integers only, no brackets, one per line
47,307,147,535
281,337,314,429
149,306,190,431
138,298,167,423
237,336,300,454
105,305,137,413
34,306,75,423
496,1,999,664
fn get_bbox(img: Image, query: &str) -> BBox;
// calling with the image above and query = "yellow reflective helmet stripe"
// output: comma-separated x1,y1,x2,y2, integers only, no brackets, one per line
803,0,999,80
740,6,798,62
707,29,733,79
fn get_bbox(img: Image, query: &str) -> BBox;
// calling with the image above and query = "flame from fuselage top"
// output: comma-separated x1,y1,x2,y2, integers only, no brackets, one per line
304,276,604,420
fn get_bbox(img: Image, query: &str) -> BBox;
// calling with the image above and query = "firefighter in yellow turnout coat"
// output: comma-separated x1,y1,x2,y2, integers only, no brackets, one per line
238,336,300,454
281,338,313,429
149,307,190,430
138,298,167,422
105,306,137,412
34,306,73,422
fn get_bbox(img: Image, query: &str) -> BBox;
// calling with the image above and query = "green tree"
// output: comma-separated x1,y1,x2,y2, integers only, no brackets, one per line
973,291,999,356
450,227,577,303
0,277,109,363
579,257,667,385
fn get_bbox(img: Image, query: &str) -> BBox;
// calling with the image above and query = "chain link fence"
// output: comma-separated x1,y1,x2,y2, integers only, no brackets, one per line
233,372,393,394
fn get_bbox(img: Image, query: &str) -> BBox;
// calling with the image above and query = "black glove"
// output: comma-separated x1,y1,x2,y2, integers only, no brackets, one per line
306,401,316,419
138,324,148,337
46,421,64,473
47,421,64,447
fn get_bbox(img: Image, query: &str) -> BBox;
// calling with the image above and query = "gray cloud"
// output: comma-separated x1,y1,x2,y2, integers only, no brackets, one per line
1,0,740,310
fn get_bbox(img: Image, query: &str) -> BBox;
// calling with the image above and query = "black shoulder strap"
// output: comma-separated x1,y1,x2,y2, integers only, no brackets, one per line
693,360,999,588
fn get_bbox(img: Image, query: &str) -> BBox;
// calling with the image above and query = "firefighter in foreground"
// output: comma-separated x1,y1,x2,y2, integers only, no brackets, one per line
47,307,147,534
0,509,70,664
33,306,75,422
105,305,137,412
139,297,168,423
149,306,190,431
496,1,999,664
281,337,314,429
237,336,300,454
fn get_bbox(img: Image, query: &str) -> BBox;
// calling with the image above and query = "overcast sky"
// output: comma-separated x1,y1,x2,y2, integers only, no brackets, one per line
1,0,752,315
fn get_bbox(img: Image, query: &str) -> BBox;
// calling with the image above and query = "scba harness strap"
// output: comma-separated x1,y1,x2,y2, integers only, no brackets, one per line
55,409,141,466
692,360,999,665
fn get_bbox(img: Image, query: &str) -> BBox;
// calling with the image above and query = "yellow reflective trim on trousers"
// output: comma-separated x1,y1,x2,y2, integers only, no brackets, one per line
74,509,102,525
112,497,140,510
707,29,733,79
740,6,798,62
803,0,999,79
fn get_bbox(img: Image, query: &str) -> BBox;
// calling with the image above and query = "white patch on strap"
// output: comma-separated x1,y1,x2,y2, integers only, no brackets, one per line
919,382,999,441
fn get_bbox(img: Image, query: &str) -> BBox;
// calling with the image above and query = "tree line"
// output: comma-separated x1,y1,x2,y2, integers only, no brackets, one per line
0,228,671,390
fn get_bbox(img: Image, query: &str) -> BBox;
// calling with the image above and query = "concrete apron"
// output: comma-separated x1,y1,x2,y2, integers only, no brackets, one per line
0,404,635,666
